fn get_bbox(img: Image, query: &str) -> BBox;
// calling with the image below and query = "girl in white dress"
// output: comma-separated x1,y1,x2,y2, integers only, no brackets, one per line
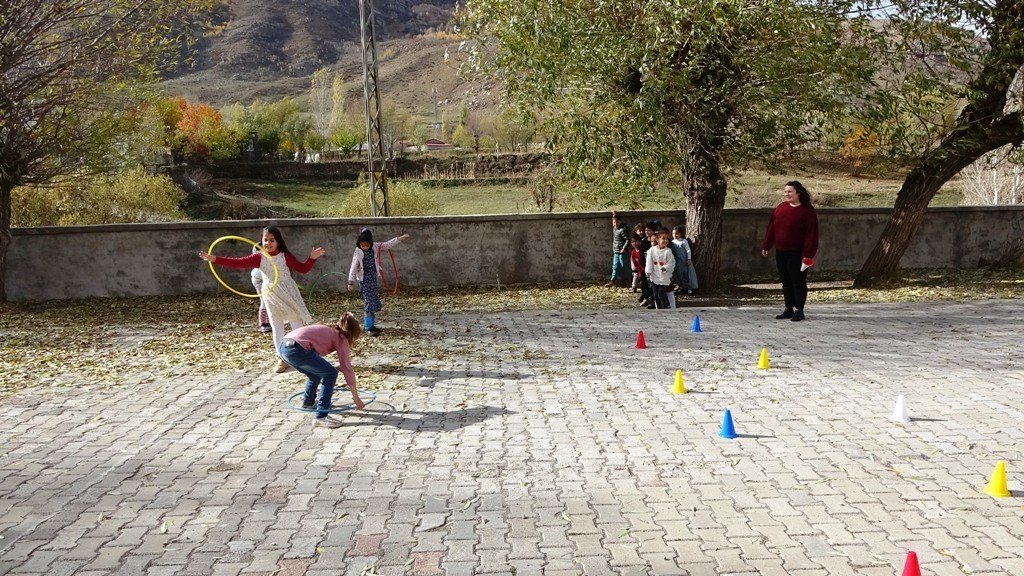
200,226,324,372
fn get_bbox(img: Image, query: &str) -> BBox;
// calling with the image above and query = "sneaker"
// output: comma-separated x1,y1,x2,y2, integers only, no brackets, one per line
314,416,343,429
775,309,795,320
368,327,382,337
258,323,272,333
603,281,615,287
274,360,292,373
301,401,315,410
790,310,806,322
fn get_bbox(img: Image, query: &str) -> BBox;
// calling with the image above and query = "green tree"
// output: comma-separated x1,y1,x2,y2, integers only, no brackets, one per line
330,75,348,134
0,0,212,300
853,0,1024,286
331,122,364,157
460,0,875,287
310,67,337,141
451,124,474,150
222,98,304,159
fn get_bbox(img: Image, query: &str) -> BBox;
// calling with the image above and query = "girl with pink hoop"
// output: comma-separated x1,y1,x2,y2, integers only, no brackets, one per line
347,228,409,336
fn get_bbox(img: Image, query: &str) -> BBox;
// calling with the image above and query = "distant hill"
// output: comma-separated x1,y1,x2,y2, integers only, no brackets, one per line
163,0,499,117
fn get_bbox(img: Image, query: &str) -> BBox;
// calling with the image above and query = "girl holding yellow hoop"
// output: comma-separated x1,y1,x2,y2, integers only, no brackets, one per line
199,226,325,373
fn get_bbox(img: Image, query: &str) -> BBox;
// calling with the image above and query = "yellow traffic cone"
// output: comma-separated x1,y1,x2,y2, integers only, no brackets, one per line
673,370,687,394
983,461,1011,498
757,347,770,370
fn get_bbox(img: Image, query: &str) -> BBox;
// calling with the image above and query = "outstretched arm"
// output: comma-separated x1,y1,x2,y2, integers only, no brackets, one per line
284,247,324,274
380,233,410,250
199,252,262,269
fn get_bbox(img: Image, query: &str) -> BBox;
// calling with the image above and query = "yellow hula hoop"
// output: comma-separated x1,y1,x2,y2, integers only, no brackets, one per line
207,235,279,298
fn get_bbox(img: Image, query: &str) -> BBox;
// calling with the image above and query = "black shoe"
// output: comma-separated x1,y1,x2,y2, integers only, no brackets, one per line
637,294,646,303
301,401,315,410
790,310,805,322
368,327,382,337
258,323,272,333
775,309,794,320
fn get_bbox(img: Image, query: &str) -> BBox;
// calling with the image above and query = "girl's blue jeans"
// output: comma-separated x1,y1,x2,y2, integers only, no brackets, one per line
278,339,337,418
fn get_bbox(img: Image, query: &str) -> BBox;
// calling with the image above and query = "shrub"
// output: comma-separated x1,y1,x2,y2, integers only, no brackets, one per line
12,167,187,226
837,125,879,177
329,180,440,217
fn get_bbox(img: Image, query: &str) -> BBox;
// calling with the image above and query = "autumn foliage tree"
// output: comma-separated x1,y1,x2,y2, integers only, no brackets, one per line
0,0,212,300
175,100,238,161
838,125,880,176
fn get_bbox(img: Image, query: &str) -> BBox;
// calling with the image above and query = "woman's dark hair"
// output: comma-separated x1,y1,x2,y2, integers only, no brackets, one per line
786,180,812,206
356,228,373,247
263,226,288,253
645,220,660,231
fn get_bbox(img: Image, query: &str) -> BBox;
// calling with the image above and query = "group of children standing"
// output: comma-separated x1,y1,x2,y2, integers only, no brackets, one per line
609,212,699,309
199,226,409,427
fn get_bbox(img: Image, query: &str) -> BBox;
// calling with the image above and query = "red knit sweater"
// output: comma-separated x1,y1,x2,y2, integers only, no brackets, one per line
762,202,819,259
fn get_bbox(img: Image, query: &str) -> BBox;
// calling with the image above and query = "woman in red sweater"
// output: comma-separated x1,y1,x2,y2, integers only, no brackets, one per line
761,181,819,322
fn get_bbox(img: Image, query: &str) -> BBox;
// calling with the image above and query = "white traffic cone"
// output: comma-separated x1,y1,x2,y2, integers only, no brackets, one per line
890,394,911,423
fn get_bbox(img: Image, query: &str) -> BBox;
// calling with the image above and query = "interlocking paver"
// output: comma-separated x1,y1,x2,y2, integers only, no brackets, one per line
2,300,1024,575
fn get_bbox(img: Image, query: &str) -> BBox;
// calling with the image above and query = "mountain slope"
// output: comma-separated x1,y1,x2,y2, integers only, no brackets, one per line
163,0,490,113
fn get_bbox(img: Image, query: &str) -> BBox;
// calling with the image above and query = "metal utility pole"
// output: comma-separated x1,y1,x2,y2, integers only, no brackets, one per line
359,0,388,217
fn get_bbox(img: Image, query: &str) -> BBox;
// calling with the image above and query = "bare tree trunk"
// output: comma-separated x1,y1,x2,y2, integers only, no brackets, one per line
684,154,728,290
0,181,12,302
855,115,1023,287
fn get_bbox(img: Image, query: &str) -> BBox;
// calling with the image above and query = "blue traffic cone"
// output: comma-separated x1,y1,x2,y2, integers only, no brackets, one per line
719,409,738,439
691,315,702,333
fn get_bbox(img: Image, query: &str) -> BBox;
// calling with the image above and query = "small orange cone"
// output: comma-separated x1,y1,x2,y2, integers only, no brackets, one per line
901,551,922,576
983,461,1011,498
672,370,687,394
635,330,647,349
757,347,770,370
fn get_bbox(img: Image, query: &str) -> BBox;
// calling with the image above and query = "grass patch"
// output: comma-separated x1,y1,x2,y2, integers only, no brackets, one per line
218,178,358,216
209,164,972,218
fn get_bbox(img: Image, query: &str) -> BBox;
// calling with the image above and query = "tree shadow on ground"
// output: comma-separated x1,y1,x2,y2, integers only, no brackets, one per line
335,403,512,431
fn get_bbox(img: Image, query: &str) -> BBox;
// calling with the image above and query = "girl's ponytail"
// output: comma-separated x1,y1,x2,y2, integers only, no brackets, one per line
338,311,362,343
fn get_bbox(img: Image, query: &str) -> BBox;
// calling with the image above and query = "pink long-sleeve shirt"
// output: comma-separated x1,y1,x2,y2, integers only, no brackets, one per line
282,324,358,389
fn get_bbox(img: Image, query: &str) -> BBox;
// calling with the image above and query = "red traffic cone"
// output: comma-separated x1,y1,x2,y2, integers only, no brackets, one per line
901,551,922,576
635,330,647,349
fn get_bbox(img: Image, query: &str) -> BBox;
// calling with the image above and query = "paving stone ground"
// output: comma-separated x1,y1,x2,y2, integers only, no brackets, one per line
2,299,1023,576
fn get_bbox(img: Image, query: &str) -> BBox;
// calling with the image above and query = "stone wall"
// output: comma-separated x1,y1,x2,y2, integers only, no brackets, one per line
7,207,1023,301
